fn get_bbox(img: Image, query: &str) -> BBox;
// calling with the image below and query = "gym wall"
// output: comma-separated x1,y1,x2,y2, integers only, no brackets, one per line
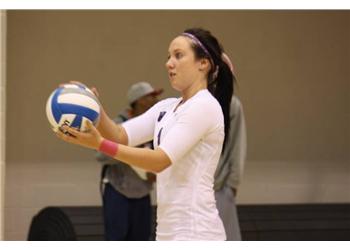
0,10,6,241
4,10,350,240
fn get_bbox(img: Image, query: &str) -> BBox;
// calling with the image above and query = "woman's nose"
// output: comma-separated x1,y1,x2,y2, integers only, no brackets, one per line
165,58,174,69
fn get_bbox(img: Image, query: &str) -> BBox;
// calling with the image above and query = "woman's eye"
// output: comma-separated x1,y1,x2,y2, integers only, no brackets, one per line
175,52,182,59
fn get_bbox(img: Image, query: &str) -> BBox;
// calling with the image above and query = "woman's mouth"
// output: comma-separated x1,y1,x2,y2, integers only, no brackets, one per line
169,72,176,79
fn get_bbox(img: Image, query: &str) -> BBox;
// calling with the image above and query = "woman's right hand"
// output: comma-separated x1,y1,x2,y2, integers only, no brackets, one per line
55,119,104,152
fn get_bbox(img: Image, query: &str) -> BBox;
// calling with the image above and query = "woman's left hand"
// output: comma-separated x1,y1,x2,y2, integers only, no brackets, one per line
55,120,103,151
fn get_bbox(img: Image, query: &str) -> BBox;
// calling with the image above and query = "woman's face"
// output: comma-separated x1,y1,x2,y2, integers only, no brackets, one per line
165,36,204,92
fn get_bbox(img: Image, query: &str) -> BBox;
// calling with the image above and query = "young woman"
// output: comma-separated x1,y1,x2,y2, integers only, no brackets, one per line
56,28,235,240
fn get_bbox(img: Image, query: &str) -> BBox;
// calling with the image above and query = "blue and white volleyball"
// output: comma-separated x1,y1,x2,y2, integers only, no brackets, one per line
46,83,100,132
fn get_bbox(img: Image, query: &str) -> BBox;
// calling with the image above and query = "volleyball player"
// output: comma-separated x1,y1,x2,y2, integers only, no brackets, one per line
56,28,235,240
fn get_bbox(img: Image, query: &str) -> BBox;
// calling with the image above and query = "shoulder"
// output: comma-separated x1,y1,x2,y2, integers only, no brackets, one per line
183,90,223,123
156,97,178,106
194,90,223,116
152,97,179,111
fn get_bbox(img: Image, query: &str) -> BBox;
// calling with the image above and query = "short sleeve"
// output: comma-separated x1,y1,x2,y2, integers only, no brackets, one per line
158,98,222,164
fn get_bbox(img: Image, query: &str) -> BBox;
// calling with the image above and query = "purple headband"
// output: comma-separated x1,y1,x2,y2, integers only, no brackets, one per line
182,33,219,81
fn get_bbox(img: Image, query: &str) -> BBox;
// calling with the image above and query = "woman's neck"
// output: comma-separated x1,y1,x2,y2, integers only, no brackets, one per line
181,80,207,102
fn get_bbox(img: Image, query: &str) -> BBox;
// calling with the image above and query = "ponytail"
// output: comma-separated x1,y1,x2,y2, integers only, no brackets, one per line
183,27,235,152
208,59,235,151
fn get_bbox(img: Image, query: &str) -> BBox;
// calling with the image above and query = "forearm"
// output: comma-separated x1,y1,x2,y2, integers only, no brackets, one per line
97,108,128,145
115,144,171,173
58,112,170,172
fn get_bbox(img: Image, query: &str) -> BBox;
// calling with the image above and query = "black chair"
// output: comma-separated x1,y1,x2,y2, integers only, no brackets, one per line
28,206,104,241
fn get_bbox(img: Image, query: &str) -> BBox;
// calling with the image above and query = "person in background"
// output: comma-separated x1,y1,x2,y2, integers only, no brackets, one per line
214,94,247,241
97,81,163,240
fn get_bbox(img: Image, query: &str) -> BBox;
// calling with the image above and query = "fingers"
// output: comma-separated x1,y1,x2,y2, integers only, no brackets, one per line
69,80,83,84
85,120,98,135
64,81,100,98
58,83,67,88
90,86,99,97
54,121,101,151
58,82,80,88
55,126,79,145
55,125,88,147
85,119,92,129
58,81,85,88
62,125,80,137
57,81,100,99
60,121,97,139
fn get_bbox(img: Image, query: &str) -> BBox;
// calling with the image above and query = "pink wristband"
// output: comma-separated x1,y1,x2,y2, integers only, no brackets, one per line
99,139,119,157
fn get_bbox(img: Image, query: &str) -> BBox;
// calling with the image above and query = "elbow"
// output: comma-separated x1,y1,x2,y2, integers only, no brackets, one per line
148,148,172,173
152,169,162,174
152,161,171,174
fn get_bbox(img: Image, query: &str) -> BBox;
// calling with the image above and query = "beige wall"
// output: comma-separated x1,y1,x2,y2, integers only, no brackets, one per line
4,10,350,240
0,10,6,241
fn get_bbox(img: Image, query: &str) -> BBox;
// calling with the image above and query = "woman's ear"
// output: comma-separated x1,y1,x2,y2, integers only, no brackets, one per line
199,58,210,72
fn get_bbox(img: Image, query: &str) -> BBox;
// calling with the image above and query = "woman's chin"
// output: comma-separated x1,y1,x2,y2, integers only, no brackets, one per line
170,81,180,91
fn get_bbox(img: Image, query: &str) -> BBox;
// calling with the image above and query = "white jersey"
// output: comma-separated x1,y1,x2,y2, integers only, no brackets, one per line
122,89,226,240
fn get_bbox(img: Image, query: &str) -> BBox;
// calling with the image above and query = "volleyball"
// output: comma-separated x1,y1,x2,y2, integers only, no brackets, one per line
46,83,100,132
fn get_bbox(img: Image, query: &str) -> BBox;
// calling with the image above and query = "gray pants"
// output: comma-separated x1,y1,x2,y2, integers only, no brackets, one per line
215,186,242,241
